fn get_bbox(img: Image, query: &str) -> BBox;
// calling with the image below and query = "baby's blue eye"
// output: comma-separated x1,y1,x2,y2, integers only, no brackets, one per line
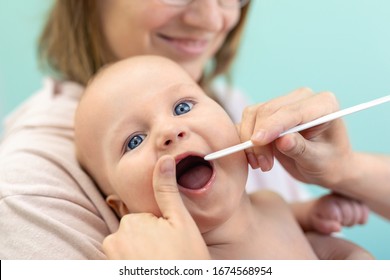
127,135,145,150
174,101,194,116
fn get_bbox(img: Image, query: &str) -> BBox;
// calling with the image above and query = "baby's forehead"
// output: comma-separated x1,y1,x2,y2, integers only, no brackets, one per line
96,57,188,82
82,57,206,122
95,74,200,104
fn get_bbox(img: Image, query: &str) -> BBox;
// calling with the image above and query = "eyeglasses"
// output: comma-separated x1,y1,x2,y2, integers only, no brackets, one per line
159,0,250,9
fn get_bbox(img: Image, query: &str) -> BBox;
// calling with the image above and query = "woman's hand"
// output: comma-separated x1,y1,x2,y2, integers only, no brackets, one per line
239,88,353,189
102,155,210,260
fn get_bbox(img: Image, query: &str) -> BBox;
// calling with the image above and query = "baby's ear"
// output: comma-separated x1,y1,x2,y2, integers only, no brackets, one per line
106,194,129,217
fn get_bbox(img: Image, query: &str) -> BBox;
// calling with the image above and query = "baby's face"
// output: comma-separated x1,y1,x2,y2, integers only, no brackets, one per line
76,56,248,232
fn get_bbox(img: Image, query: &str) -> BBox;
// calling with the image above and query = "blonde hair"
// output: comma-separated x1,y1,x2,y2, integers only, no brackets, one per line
38,1,251,92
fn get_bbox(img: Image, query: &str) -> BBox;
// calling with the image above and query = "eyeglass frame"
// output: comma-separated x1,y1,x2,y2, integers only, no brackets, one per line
159,0,250,9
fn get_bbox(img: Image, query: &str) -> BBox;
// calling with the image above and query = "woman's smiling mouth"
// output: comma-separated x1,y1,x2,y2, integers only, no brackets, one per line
157,34,209,56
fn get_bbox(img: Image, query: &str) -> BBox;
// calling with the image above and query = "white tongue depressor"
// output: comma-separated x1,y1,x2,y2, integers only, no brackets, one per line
204,95,390,161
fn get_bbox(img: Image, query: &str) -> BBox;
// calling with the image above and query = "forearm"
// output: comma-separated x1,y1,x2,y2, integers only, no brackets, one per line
329,152,390,220
290,200,317,232
306,232,374,260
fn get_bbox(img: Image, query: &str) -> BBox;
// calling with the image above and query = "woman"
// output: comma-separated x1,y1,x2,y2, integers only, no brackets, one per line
0,0,388,260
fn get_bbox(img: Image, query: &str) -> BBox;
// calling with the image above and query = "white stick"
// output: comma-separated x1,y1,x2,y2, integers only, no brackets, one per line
204,95,390,161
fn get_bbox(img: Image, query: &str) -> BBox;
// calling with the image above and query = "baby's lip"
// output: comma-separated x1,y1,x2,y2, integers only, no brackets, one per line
175,152,214,190
175,152,201,163
174,151,207,166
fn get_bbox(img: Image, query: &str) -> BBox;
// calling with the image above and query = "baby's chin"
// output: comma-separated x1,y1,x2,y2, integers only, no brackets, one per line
182,184,246,235
191,205,239,236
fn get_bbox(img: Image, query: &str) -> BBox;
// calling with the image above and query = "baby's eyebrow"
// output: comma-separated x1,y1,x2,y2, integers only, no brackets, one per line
161,83,200,96
106,116,140,154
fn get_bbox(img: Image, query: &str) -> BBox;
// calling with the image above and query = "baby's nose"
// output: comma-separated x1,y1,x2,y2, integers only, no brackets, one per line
163,131,186,146
157,125,188,149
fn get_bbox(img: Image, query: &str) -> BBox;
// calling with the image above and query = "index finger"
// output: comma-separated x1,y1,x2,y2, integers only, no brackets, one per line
251,91,339,145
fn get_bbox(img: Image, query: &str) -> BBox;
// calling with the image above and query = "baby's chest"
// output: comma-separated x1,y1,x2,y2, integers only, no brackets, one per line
249,204,317,259
252,224,314,259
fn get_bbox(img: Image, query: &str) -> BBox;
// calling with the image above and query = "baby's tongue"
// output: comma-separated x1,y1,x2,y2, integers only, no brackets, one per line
177,165,212,190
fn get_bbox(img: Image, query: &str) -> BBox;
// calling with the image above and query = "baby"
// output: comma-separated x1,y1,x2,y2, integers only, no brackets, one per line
74,55,371,259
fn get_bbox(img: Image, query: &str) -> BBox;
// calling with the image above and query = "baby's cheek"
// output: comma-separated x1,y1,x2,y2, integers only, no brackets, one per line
220,122,241,146
204,110,239,141
125,187,156,213
115,163,157,214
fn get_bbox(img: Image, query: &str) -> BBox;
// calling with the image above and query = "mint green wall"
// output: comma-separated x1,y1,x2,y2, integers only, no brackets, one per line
0,0,48,122
1,0,389,259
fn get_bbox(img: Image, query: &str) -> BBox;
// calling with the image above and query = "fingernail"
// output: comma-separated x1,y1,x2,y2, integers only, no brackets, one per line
252,129,266,143
257,155,270,172
160,156,175,175
247,153,259,169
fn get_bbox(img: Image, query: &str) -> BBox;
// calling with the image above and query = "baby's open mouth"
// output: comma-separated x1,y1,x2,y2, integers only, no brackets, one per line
176,156,213,190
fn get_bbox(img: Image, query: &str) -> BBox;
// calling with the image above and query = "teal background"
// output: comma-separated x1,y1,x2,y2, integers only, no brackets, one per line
1,0,389,259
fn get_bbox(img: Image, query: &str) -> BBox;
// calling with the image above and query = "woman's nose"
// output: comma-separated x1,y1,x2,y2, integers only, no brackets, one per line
182,1,224,32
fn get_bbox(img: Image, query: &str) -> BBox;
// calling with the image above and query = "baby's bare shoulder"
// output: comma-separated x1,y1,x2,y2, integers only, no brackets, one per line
249,190,291,215
250,190,286,205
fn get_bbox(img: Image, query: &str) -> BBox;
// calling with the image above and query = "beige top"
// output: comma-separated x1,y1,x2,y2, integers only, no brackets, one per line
0,78,308,259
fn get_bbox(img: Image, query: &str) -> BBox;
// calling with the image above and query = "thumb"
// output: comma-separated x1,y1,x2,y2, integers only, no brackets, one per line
277,133,331,173
153,155,191,222
276,133,318,162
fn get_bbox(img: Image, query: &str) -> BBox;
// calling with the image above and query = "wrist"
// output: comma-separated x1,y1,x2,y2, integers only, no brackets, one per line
325,152,375,198
290,200,316,232
320,150,360,192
